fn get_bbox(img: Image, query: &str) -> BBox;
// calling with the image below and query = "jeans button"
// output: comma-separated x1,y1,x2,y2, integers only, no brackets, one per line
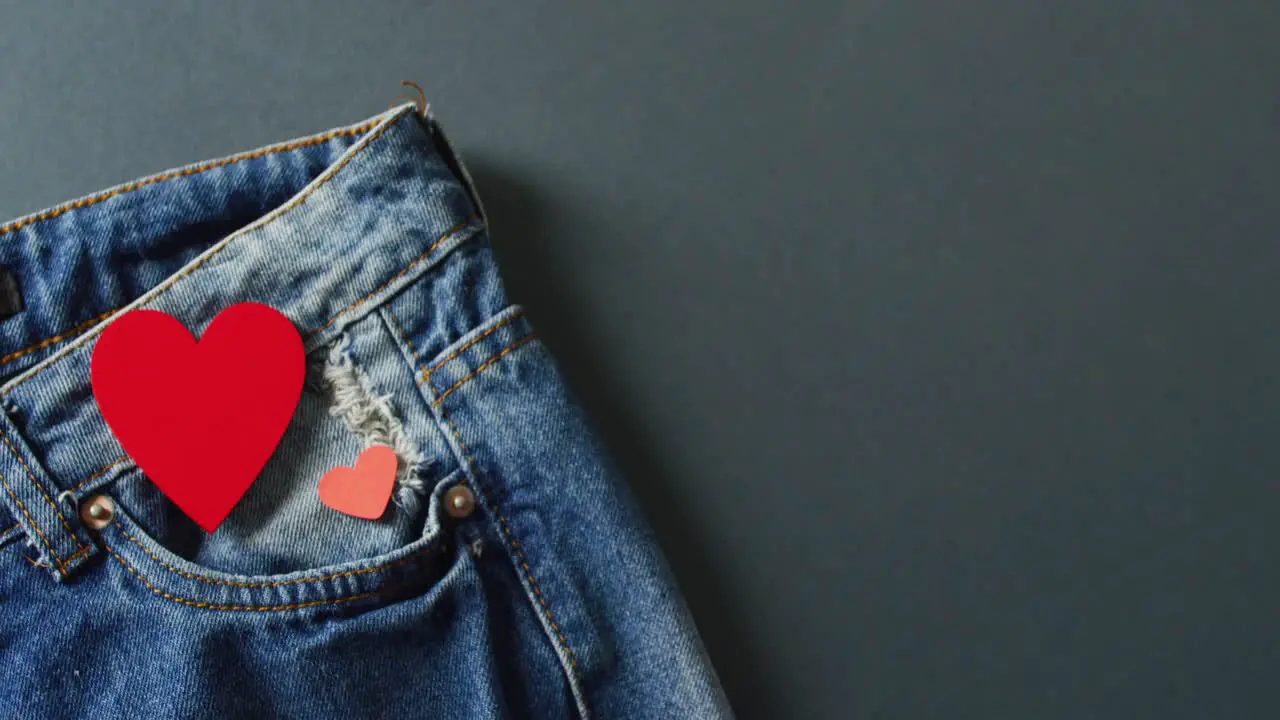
80,495,116,530
444,485,476,519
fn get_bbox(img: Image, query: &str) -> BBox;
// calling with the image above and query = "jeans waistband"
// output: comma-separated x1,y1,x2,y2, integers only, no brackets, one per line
0,104,484,577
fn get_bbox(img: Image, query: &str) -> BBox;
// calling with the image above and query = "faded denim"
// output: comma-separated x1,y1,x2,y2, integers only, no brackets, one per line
0,104,730,719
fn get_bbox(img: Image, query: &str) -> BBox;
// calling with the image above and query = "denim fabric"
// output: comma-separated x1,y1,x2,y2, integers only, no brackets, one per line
0,105,731,719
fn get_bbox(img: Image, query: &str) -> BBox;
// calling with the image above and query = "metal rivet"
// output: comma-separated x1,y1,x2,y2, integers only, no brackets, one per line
79,495,115,530
444,485,476,519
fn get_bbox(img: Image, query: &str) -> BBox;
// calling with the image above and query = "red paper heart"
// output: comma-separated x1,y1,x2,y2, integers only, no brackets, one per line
91,303,304,532
318,445,398,519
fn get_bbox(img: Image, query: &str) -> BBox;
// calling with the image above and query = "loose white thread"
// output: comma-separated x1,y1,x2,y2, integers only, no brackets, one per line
321,336,426,494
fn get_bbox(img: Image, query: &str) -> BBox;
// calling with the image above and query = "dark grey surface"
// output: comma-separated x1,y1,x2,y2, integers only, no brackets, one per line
3,2,1280,716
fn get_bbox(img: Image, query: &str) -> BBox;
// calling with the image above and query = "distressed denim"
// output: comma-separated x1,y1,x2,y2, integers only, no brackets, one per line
0,104,730,719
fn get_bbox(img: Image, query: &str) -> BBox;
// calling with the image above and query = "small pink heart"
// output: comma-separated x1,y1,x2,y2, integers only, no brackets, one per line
318,445,397,520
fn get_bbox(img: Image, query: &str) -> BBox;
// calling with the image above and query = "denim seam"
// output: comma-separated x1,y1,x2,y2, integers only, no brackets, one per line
422,310,525,378
1,105,417,399
310,213,481,335
385,307,427,377
0,454,130,540
22,543,91,570
0,425,86,560
70,455,130,493
0,307,120,367
383,308,583,681
0,474,63,572
0,119,386,369
0,211,478,400
431,334,539,406
0,120,382,239
114,520,434,588
437,410,582,678
103,542,386,612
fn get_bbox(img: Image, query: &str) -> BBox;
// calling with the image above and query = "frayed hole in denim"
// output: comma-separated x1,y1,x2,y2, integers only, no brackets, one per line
320,335,427,496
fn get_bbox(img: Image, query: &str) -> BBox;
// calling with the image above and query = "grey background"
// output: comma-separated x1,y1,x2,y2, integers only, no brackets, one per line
3,1,1279,717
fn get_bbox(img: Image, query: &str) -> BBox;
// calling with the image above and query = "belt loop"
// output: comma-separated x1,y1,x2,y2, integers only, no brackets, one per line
0,409,98,580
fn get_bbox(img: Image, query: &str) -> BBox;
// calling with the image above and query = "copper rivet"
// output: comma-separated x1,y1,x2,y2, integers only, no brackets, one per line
80,495,115,530
444,485,476,519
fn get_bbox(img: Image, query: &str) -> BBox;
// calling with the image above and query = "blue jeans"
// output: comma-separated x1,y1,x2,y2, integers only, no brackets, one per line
0,104,730,718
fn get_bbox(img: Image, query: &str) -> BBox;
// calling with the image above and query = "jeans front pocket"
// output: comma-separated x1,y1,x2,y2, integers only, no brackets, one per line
84,291,466,592
96,466,468,615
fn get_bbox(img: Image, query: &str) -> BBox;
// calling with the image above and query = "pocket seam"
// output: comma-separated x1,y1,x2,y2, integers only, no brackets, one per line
102,542,385,612
431,333,539,406
383,306,582,677
113,520,434,589
423,309,525,378
98,488,458,612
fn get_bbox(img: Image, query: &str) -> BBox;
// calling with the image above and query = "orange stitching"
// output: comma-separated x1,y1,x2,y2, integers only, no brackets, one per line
424,311,525,379
0,425,86,555
0,121,379,239
0,307,121,367
1,107,417,399
438,409,579,672
104,542,383,612
310,214,481,335
0,473,63,571
432,334,538,406
382,309,425,379
1,215,482,541
0,116,396,381
55,544,91,567
71,455,130,493
385,308,579,673
0,113,478,399
116,521,432,588
0,456,130,546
